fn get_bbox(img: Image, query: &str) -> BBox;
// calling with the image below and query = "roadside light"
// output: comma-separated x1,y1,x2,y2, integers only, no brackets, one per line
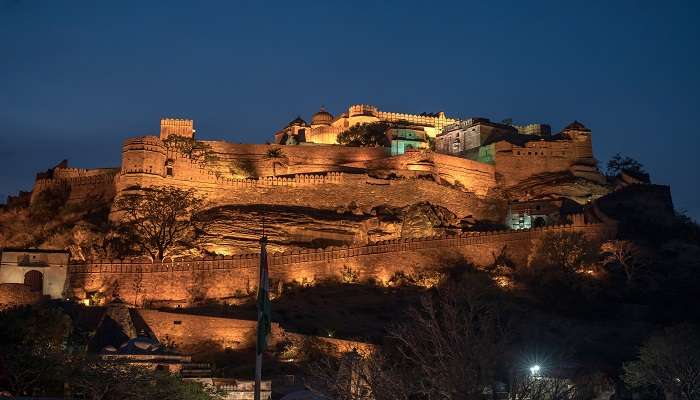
530,365,541,376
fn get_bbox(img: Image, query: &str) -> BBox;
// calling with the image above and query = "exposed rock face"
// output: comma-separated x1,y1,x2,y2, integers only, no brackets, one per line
194,202,467,255
400,202,460,238
505,171,612,204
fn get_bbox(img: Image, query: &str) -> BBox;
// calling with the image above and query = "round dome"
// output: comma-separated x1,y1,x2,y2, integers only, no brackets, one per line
311,107,333,126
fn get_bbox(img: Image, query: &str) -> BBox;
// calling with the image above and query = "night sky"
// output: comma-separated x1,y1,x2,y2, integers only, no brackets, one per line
1,0,699,219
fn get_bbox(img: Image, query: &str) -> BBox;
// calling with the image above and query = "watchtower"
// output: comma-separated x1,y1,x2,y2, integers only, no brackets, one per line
160,118,195,140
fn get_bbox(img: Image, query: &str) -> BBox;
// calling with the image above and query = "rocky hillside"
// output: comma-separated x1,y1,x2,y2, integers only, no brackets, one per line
194,202,469,255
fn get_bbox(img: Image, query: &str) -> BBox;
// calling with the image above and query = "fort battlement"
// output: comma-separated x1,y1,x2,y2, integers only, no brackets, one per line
160,118,194,140
67,218,616,304
31,169,119,204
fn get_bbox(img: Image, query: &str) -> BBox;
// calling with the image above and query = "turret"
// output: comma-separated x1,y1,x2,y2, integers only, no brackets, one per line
561,121,594,162
160,118,195,140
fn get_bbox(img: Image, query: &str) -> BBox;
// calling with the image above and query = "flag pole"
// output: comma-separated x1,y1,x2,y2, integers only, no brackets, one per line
255,218,268,400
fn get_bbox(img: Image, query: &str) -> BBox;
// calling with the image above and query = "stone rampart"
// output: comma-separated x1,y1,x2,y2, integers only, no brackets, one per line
31,169,119,204
136,309,284,353
0,283,43,308
68,220,616,304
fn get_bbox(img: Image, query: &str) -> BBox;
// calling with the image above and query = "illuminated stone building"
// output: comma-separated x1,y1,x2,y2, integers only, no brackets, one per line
387,126,429,155
436,118,518,155
274,104,459,145
0,248,69,299
506,198,582,230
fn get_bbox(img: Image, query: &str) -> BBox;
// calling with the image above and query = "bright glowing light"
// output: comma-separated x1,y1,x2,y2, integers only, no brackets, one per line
530,365,541,375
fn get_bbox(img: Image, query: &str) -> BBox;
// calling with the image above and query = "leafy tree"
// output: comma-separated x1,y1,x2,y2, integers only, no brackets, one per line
68,361,220,400
623,324,700,400
113,186,207,260
337,122,390,147
228,158,257,179
0,305,72,397
263,147,288,176
163,136,219,165
606,153,647,178
529,232,596,274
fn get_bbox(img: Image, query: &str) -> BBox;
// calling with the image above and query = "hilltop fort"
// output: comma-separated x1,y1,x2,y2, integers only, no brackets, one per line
1,103,674,306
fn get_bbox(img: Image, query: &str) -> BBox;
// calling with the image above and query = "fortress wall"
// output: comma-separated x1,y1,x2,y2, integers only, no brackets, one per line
493,141,579,186
137,309,367,354
117,138,497,213
0,283,44,308
31,169,119,204
118,146,502,221
136,310,284,352
363,151,497,196
68,221,616,304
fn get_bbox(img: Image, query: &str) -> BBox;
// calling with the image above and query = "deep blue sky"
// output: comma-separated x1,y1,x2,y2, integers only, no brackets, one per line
1,0,699,219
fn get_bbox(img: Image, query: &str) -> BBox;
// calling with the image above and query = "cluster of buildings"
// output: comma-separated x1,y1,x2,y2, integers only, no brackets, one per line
274,104,456,155
273,104,592,166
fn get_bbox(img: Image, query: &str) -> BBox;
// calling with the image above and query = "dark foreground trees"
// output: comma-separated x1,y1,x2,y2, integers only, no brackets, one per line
623,324,700,400
113,186,207,260
0,304,218,399
68,361,219,400
305,272,586,400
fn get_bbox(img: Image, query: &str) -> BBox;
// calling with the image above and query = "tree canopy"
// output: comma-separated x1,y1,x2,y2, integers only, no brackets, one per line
623,324,700,400
337,122,390,147
606,153,647,179
113,186,207,260
262,147,288,176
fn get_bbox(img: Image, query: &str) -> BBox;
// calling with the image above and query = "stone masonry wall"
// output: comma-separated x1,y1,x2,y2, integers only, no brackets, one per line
31,168,119,204
137,309,284,353
0,283,43,309
68,220,616,304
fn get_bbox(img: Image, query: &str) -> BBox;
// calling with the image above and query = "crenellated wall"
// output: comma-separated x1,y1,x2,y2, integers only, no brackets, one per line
114,137,501,220
492,138,597,187
67,219,616,304
31,168,119,204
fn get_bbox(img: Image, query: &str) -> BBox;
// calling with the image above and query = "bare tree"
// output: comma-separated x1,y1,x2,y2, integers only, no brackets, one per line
132,269,144,307
600,240,647,285
307,280,511,400
113,186,207,261
623,324,700,400
530,232,596,274
387,283,510,399
509,374,578,400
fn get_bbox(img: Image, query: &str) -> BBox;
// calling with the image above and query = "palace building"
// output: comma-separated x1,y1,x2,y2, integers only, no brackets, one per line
274,104,459,145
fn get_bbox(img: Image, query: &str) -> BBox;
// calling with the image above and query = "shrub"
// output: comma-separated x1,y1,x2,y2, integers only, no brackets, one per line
341,266,359,284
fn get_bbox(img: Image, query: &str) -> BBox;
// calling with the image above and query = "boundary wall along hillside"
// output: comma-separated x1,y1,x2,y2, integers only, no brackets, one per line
68,219,615,304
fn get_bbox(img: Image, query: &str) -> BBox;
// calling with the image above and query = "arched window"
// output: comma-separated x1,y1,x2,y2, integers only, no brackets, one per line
533,217,546,228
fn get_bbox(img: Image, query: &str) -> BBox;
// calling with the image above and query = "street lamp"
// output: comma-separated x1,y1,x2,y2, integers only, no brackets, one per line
530,365,541,377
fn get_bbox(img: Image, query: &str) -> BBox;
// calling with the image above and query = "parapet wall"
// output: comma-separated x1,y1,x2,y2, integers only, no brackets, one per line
68,219,616,304
0,283,43,309
31,168,119,204
137,309,284,353
116,138,500,219
493,140,595,186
